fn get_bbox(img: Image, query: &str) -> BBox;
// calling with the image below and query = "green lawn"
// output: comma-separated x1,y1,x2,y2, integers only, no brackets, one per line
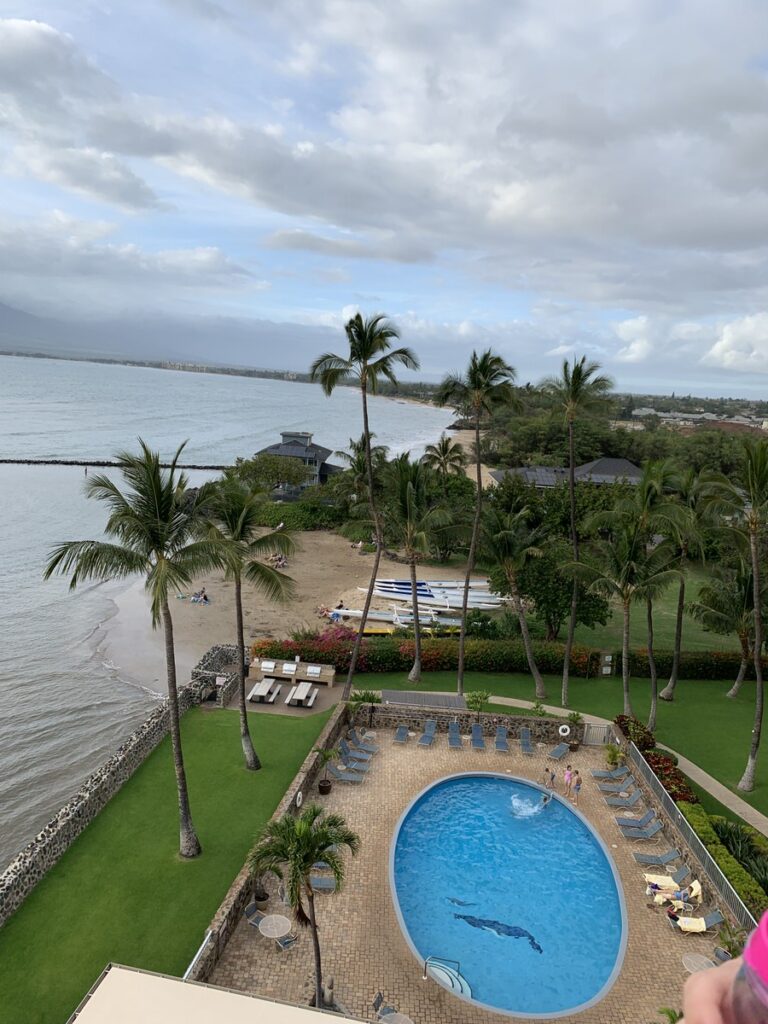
0,707,331,1024
355,671,767,815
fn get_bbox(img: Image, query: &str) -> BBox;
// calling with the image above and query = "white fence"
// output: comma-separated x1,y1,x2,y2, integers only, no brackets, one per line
582,722,615,746
626,743,757,932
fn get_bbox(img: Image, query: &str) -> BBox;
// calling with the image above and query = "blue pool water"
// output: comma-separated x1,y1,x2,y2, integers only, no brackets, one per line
391,774,626,1017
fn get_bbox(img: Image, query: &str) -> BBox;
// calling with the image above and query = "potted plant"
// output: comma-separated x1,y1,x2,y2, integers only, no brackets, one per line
250,875,269,910
604,742,624,768
315,746,339,795
567,711,583,751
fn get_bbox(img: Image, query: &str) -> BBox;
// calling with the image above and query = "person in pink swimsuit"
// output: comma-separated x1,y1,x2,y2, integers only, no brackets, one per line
564,765,573,797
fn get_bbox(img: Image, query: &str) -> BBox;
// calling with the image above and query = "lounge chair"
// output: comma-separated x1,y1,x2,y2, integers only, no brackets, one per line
520,727,534,756
372,993,397,1019
276,933,297,951
310,875,337,894
339,738,372,762
341,752,371,773
349,728,379,753
615,809,656,829
471,723,486,751
393,725,409,744
448,721,462,750
620,820,663,841
634,848,681,867
643,864,691,889
328,764,365,784
605,788,642,808
495,725,509,752
418,720,437,747
547,742,569,760
598,775,636,793
667,909,724,935
591,764,630,780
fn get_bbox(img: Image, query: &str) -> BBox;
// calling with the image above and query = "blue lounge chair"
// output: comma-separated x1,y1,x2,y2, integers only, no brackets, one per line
605,788,642,808
495,725,509,752
418,719,437,747
276,933,297,951
328,764,365,784
393,725,409,744
668,909,724,935
591,764,630,780
620,819,663,841
341,751,371,773
520,727,533,756
372,993,397,1020
349,728,379,753
310,875,337,894
615,809,656,829
471,723,486,751
340,738,372,762
448,721,462,750
547,742,569,760
598,775,636,793
634,848,681,867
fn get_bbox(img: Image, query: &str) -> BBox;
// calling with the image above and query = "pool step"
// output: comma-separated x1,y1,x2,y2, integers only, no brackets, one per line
425,958,472,998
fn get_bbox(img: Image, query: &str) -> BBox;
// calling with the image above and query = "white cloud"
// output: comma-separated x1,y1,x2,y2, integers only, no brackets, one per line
704,313,768,371
614,316,654,363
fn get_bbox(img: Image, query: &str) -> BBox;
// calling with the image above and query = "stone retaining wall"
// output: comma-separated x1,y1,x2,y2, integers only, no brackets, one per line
185,702,351,983
190,643,241,707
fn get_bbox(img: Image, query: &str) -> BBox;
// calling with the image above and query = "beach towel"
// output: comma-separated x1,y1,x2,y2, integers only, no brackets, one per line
644,872,678,888
677,916,707,933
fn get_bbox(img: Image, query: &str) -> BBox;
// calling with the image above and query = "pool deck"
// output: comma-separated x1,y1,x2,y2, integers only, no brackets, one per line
211,732,716,1023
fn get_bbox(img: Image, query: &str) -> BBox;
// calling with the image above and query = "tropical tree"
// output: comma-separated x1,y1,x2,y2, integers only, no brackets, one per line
331,435,389,515
311,313,419,699
540,357,613,707
707,439,768,790
436,350,517,695
203,478,295,770
422,433,466,484
44,441,221,857
483,507,547,698
248,806,360,1008
383,455,451,682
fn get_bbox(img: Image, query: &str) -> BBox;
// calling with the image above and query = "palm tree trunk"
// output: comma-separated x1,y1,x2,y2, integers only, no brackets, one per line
621,599,634,718
161,600,201,858
306,887,324,1008
457,416,483,696
562,417,578,707
727,636,750,698
235,574,259,770
660,574,685,701
510,577,545,699
342,384,381,699
738,527,764,791
407,554,421,683
646,596,658,732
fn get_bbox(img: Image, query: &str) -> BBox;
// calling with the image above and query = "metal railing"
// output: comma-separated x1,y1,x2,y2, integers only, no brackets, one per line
183,930,214,981
626,743,757,932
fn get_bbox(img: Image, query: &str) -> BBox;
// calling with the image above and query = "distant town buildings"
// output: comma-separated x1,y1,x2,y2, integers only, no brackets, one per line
627,408,768,432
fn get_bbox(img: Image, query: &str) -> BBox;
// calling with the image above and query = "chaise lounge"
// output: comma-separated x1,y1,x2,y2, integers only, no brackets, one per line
471,723,486,751
620,819,663,841
393,725,409,744
591,764,630,780
634,848,681,867
495,725,509,752
547,742,569,760
448,721,463,750
328,764,365,784
520,727,534,756
418,719,437,747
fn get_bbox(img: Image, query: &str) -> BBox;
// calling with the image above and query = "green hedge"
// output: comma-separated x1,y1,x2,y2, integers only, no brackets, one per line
625,649,760,681
678,802,768,916
254,501,344,531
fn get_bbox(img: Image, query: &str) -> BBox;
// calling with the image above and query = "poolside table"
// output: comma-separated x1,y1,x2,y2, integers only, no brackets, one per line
385,1015,415,1024
258,914,292,940
682,953,715,973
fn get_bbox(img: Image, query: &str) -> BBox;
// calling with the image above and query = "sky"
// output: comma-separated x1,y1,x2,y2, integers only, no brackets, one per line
3,2,768,393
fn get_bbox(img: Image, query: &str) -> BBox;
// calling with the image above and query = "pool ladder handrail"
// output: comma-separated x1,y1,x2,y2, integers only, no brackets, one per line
423,954,461,974
422,955,472,997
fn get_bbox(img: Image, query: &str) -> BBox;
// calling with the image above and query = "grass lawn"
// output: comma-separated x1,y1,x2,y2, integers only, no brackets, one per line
355,671,767,816
0,706,331,1024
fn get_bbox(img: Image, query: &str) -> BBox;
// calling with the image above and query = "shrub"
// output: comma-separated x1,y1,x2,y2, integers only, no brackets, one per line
648,747,678,765
348,689,382,704
645,752,699,804
679,803,768,917
253,500,344,531
614,715,655,751
627,648,767,681
711,816,768,896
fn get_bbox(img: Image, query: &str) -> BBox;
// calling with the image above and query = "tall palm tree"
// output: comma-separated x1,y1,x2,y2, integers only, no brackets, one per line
707,439,768,790
384,455,451,682
436,350,517,695
540,357,613,706
311,314,419,699
248,805,360,1009
482,507,547,698
44,441,220,857
203,478,295,770
421,433,466,484
634,541,678,732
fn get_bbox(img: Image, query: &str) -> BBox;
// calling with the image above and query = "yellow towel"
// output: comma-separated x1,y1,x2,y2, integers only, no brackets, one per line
677,916,706,933
644,872,676,888
689,880,702,904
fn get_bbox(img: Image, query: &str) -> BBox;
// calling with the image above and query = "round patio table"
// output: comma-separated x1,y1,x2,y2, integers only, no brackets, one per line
385,1015,414,1024
683,953,715,974
258,914,292,940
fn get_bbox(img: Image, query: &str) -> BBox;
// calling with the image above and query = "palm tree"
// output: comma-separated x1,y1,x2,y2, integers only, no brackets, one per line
707,439,768,790
540,357,613,707
311,313,419,698
248,805,360,1008
203,478,295,770
482,507,547,698
44,441,220,857
634,540,678,732
687,560,765,699
384,455,451,682
436,350,517,695
422,433,466,484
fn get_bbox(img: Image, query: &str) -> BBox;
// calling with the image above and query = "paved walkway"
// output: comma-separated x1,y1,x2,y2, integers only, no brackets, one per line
490,696,768,836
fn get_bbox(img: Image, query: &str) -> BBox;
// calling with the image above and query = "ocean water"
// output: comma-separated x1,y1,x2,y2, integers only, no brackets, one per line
0,355,452,869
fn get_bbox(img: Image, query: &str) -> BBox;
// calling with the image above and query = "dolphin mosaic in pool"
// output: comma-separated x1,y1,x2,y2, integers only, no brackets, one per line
447,897,475,906
454,913,543,953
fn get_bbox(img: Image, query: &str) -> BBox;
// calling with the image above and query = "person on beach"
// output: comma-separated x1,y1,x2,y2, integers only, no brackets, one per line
564,765,573,797
570,770,582,805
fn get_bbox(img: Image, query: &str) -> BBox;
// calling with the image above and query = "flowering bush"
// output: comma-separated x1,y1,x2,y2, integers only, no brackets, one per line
614,715,655,751
645,752,699,804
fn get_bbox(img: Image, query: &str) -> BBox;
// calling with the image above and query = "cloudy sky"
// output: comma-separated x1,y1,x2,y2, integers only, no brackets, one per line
3,2,768,392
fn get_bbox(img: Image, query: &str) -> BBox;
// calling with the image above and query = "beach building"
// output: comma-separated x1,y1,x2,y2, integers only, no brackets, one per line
490,456,642,489
255,431,342,491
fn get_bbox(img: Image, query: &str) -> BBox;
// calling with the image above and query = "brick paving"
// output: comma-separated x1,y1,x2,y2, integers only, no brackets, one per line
211,732,720,1022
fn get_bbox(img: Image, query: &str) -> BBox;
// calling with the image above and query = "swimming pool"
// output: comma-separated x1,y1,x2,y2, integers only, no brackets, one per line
390,773,626,1018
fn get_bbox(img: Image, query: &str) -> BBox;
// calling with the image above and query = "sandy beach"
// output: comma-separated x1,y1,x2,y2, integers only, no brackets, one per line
450,428,497,488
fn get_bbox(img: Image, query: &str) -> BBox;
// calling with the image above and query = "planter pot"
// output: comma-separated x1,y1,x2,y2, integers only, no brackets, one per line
252,893,269,910
569,741,580,752
318,779,332,795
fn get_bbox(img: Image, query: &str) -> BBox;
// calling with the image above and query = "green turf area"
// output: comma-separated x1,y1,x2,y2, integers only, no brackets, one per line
0,707,331,1024
356,671,767,815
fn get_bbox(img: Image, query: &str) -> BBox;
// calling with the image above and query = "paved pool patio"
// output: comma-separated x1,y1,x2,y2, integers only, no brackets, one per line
211,731,719,1023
